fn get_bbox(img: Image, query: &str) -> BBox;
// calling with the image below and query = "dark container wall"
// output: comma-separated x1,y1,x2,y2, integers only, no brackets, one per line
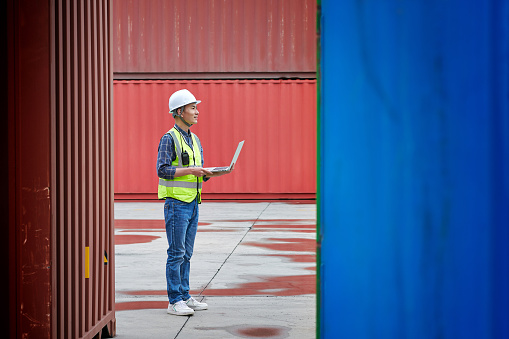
5,1,15,337
12,0,53,336
112,0,316,79
7,0,115,338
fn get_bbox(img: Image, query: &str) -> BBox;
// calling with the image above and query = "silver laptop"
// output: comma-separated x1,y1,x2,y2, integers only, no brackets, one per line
205,140,245,173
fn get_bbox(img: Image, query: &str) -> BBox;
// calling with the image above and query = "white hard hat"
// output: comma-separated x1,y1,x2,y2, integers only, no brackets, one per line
168,89,201,115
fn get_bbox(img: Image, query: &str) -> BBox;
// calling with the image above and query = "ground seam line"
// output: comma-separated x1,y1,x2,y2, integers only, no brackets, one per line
197,202,271,297
174,316,191,339
176,203,271,338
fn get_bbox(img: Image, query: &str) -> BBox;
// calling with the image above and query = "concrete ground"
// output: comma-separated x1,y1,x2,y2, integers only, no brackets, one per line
114,201,316,339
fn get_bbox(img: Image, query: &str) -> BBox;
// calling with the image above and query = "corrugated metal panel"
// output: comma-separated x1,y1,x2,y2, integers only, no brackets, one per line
113,79,316,199
54,0,115,338
8,0,115,337
112,0,316,78
319,0,509,338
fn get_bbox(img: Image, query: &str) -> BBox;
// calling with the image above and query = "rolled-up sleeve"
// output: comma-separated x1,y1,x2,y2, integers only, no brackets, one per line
157,134,176,180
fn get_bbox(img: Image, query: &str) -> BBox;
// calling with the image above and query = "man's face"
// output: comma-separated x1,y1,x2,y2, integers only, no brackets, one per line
180,103,199,125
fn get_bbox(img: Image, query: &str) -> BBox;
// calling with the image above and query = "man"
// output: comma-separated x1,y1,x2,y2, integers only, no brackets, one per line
157,89,230,316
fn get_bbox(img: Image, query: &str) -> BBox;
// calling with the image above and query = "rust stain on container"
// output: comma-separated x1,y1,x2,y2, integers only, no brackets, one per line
112,0,316,78
113,80,317,199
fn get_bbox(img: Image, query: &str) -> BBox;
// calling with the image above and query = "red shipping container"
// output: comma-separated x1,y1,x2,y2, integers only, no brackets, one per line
114,80,317,199
8,0,115,337
112,0,316,78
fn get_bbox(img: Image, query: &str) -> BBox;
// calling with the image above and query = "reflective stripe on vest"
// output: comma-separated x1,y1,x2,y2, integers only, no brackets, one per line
158,128,203,202
159,178,203,189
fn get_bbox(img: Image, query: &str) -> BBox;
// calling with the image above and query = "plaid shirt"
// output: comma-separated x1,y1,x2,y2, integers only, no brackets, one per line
157,124,207,181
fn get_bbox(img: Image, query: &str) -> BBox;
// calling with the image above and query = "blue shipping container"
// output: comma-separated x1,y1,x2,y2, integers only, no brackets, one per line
318,0,509,338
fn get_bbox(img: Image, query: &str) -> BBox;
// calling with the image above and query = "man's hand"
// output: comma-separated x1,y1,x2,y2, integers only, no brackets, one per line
174,167,213,178
189,167,214,177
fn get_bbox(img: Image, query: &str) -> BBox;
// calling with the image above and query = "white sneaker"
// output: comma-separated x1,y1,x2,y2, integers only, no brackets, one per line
167,300,195,316
185,297,208,310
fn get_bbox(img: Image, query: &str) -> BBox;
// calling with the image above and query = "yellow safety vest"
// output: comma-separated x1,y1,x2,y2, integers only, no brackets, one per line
158,128,203,202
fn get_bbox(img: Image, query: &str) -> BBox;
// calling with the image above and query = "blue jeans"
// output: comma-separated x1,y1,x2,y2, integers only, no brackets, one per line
164,197,199,304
